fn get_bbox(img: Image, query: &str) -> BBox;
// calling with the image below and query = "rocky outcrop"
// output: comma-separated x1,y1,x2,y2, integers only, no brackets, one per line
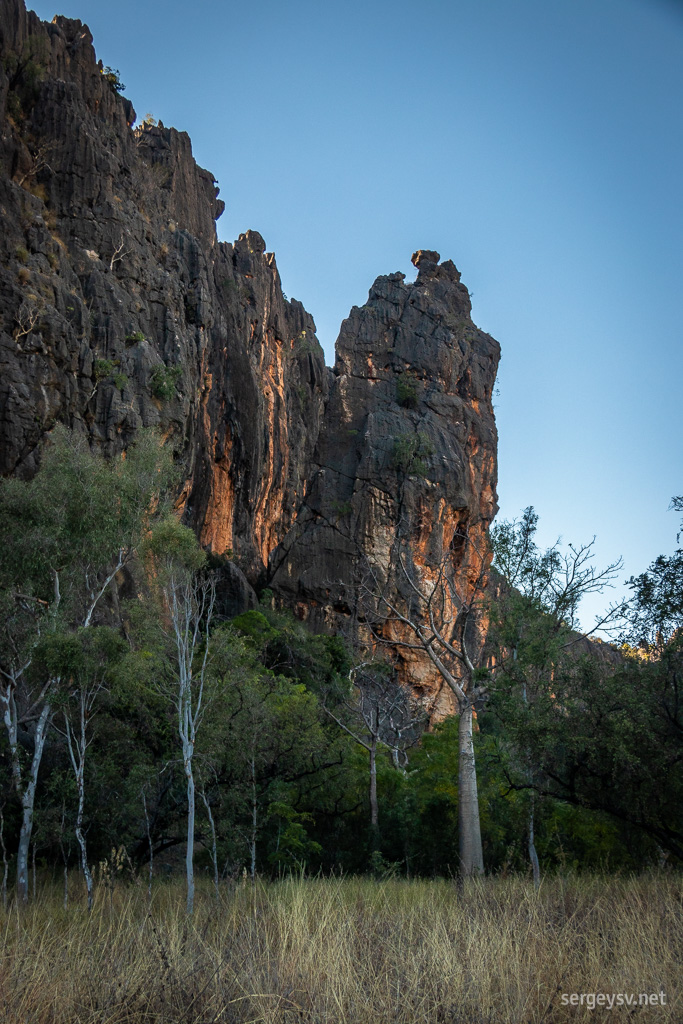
270,250,500,716
0,0,500,712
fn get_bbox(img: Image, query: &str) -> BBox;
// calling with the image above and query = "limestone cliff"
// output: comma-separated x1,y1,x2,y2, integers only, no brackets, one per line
0,0,500,710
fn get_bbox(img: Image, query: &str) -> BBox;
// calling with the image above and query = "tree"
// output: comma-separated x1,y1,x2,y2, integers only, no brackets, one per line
0,426,172,902
488,507,631,880
51,628,126,911
625,495,683,647
144,517,216,916
360,523,491,877
322,660,423,862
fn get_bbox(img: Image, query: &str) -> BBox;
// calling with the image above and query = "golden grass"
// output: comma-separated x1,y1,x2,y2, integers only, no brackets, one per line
0,873,680,1023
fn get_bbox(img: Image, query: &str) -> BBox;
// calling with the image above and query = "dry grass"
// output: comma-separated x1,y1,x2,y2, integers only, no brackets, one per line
0,873,680,1023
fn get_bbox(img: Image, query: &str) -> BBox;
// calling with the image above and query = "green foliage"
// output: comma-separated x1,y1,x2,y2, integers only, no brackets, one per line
390,432,434,476
395,372,419,409
625,495,683,646
101,66,125,94
0,426,175,627
125,331,145,344
294,330,318,355
94,358,115,381
112,373,128,392
149,364,182,401
15,245,29,264
143,515,207,574
266,801,322,867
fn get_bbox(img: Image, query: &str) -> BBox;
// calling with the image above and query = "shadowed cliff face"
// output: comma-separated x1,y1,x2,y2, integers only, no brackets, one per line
0,0,327,584
0,0,500,712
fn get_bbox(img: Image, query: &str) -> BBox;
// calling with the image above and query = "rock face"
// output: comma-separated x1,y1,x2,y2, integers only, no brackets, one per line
0,0,326,582
0,0,500,712
270,251,500,716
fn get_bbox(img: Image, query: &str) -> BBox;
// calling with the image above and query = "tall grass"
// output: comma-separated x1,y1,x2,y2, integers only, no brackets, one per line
0,873,680,1022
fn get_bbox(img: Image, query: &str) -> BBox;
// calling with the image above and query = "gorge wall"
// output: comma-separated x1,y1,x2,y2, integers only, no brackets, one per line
0,0,500,714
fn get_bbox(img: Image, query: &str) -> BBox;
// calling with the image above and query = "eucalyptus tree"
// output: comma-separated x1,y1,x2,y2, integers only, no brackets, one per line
359,524,491,878
51,628,126,911
144,517,216,916
489,507,625,884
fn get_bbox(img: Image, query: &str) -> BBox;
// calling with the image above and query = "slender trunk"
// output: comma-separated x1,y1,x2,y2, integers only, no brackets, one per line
457,700,484,877
32,842,36,899
368,729,380,869
66,704,94,912
59,803,68,910
522,675,540,888
201,789,219,902
528,792,540,890
0,807,8,911
250,755,257,883
369,733,378,831
16,700,53,903
75,790,93,912
142,790,153,904
184,747,195,916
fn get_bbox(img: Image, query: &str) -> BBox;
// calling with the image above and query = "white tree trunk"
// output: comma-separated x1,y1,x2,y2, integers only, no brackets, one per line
458,701,484,877
184,739,195,916
15,700,53,903
528,792,541,889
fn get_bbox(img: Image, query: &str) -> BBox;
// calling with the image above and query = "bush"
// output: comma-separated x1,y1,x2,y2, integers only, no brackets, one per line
15,245,29,264
396,373,419,409
102,66,125,94
391,432,434,476
94,358,114,382
149,364,182,401
125,331,145,344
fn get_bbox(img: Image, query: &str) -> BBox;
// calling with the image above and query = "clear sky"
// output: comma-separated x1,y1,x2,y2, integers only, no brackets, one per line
29,0,683,628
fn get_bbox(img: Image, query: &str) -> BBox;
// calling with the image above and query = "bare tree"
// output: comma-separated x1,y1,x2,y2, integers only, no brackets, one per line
109,234,132,271
13,298,43,342
359,523,492,877
16,139,55,187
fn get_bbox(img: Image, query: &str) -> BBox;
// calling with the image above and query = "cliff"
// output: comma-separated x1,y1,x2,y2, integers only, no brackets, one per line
0,0,500,709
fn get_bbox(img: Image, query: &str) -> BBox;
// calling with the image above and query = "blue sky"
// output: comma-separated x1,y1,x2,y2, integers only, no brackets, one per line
29,0,683,627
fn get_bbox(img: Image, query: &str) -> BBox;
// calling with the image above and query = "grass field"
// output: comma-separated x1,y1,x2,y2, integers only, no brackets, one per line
0,873,680,1023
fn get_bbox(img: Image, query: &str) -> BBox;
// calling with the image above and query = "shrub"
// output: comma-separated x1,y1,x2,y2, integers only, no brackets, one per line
15,245,29,264
332,500,353,518
391,432,434,476
17,266,30,285
125,331,145,344
94,358,114,381
149,364,182,401
102,66,125,94
396,372,419,409
112,373,128,392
